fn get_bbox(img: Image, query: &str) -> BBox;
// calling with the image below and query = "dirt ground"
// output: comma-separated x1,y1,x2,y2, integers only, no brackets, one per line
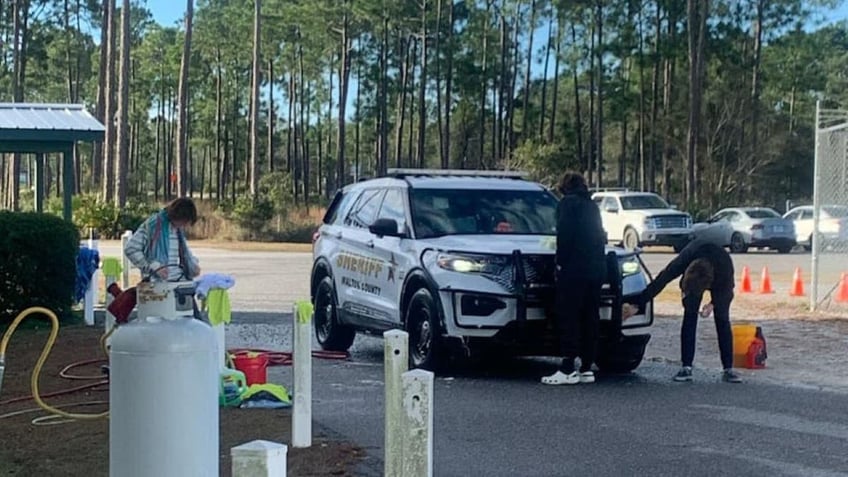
0,325,364,477
649,289,848,393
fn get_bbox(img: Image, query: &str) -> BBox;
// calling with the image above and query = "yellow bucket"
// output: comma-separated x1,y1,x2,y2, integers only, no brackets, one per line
732,324,757,368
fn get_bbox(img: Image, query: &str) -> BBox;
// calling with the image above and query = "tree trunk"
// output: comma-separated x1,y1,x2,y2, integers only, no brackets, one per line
114,0,130,206
522,0,536,141
395,35,411,168
249,0,261,198
649,1,661,192
444,0,454,167
417,0,428,168
496,11,507,164
102,0,116,202
507,11,520,162
539,12,553,141
434,0,445,168
354,38,362,180
686,0,707,206
750,0,764,162
268,59,275,173
570,21,584,172
548,20,561,144
336,3,352,186
93,0,109,190
299,39,307,204
379,15,389,175
215,49,223,200
176,0,193,198
595,0,604,187
662,6,676,199
478,0,491,168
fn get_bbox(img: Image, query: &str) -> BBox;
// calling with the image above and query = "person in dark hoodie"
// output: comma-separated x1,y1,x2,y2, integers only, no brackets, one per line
633,238,742,383
542,171,607,385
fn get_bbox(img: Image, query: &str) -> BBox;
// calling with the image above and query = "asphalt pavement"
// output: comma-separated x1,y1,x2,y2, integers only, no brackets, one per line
92,242,848,476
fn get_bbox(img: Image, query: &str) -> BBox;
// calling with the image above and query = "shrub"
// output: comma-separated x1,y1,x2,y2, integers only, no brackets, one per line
60,194,156,239
0,212,79,321
230,196,275,240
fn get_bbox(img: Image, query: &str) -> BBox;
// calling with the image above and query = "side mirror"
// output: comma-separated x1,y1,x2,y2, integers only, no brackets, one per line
369,218,405,238
670,204,679,210
604,205,619,214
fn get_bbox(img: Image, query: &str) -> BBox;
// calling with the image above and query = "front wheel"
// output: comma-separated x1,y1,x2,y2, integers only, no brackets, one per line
405,288,442,371
622,228,639,250
313,277,356,352
595,334,650,374
729,233,748,253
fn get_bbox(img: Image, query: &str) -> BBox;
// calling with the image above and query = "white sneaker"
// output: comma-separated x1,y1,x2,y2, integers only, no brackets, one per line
541,370,580,385
579,371,595,384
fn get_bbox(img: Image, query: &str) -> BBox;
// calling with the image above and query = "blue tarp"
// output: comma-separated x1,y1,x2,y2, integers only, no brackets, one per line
75,246,100,302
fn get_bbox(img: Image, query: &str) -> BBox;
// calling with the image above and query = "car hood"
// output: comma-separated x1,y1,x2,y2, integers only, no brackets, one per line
416,234,557,255
626,209,690,218
415,234,632,257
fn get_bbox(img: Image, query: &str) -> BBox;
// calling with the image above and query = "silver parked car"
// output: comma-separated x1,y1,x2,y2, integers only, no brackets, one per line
692,207,796,253
783,205,848,250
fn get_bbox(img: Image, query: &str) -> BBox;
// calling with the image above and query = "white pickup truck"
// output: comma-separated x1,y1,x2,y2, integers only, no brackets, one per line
591,189,693,252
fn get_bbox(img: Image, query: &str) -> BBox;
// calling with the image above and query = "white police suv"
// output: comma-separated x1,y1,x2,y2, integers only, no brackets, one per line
311,169,654,372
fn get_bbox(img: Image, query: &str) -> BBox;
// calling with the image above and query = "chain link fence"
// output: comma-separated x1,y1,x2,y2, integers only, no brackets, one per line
811,103,848,311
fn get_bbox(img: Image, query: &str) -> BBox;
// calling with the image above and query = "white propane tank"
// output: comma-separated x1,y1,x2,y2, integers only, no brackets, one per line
109,313,218,477
136,280,197,320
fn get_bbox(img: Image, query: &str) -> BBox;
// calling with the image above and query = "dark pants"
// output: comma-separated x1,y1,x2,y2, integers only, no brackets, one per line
555,275,602,373
681,289,734,369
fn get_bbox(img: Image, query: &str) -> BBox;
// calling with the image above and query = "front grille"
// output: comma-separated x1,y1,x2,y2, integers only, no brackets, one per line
654,215,689,229
484,254,555,296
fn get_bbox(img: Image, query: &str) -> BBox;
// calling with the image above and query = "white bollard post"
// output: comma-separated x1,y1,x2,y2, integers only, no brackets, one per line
213,324,227,370
231,440,287,477
84,234,99,327
120,230,132,289
383,330,409,477
292,302,313,448
401,369,434,477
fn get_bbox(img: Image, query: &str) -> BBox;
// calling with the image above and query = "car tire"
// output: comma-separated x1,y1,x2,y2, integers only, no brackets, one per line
776,245,793,254
729,233,748,253
313,276,355,352
405,288,442,371
622,228,639,250
595,334,650,374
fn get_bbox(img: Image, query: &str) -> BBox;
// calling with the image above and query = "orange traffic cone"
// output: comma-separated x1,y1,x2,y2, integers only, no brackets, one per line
759,267,774,294
790,267,805,297
740,266,752,293
835,273,848,303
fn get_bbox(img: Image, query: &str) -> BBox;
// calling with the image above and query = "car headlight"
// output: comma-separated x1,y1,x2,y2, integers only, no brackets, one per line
620,257,641,277
643,217,656,229
435,253,505,274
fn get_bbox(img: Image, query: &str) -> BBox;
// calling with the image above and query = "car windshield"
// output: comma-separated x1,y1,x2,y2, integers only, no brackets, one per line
745,209,780,219
410,188,558,238
620,194,669,210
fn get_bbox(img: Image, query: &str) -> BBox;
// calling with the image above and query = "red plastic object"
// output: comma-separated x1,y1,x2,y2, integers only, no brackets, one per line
231,352,270,386
746,338,767,369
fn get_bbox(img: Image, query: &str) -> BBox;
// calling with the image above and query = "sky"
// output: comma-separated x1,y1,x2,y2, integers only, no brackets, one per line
142,0,848,121
147,0,848,30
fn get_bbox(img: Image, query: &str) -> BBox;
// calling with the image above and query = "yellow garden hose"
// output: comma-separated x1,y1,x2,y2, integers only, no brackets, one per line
0,306,109,420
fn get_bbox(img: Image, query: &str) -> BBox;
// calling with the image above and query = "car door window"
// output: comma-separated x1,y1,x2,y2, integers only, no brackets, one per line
801,209,814,220
602,197,618,211
345,189,385,228
727,212,742,223
324,190,360,225
784,210,798,220
376,189,407,233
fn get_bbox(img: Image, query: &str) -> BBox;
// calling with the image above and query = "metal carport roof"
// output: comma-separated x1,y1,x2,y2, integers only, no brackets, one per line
0,103,105,220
